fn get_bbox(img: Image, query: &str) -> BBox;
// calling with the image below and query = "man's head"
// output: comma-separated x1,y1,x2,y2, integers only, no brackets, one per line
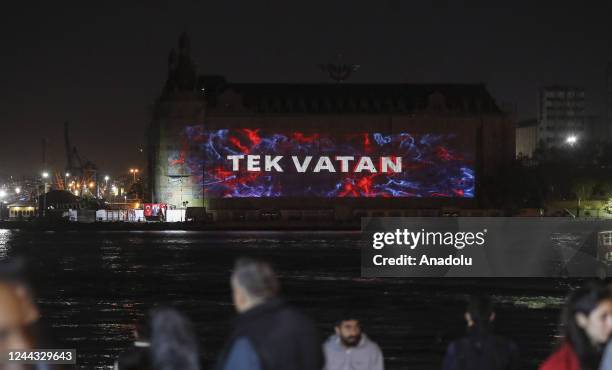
230,258,279,313
0,259,39,354
464,295,495,329
0,282,34,352
335,316,362,348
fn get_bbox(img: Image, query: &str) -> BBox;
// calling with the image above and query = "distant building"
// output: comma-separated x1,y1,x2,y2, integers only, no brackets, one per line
538,86,586,147
516,118,538,158
8,202,37,220
38,190,82,217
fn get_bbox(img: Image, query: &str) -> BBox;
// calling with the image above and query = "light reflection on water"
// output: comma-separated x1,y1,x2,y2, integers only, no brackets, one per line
0,229,12,260
1,230,577,370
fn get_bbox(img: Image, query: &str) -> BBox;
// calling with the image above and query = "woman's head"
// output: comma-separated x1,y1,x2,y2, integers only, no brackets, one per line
563,281,612,369
149,308,200,370
565,281,612,346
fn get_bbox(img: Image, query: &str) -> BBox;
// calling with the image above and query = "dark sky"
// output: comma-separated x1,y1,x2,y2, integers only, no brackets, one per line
1,0,611,178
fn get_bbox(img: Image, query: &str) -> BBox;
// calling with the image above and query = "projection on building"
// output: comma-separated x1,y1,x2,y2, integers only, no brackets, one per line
168,127,475,198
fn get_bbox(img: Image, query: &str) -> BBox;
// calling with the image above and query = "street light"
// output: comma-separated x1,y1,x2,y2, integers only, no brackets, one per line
103,175,110,195
129,168,139,183
41,172,49,218
15,187,21,194
566,135,578,146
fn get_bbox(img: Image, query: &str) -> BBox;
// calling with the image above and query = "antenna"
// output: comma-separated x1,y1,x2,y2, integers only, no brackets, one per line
318,53,360,83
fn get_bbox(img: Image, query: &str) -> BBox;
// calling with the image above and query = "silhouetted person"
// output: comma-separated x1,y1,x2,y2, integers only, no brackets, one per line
0,259,57,370
540,281,612,370
216,258,322,370
115,308,200,370
442,295,519,370
114,313,152,370
323,314,384,370
150,308,200,370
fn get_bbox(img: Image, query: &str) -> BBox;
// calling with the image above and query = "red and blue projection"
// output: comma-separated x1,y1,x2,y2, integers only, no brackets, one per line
171,126,475,198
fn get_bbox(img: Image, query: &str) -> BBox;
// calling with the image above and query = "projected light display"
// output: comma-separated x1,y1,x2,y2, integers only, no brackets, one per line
169,126,475,198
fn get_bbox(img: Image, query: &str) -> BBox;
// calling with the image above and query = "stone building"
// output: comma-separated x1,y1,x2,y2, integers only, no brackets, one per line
148,34,515,220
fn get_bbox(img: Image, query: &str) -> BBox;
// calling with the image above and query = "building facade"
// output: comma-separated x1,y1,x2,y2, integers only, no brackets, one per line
516,118,538,158
148,35,515,220
7,202,37,220
538,86,586,147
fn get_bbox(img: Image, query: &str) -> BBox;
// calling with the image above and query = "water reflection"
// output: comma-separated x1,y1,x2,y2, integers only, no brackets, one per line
2,231,570,370
0,229,12,260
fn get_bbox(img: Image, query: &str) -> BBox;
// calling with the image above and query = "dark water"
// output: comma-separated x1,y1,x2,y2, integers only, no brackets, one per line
0,229,575,369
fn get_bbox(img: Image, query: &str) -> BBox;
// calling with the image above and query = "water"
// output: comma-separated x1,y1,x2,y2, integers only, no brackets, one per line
0,229,577,369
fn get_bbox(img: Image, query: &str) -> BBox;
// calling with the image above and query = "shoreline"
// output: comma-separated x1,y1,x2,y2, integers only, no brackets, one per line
0,220,361,232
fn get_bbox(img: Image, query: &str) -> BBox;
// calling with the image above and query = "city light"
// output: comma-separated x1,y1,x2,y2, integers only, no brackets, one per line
65,172,70,177
129,168,140,182
104,175,110,181
566,135,578,145
42,172,49,179
89,182,95,188
15,187,21,194
0,190,6,198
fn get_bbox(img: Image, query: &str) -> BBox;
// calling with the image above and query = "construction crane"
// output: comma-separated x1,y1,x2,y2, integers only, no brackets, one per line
54,172,65,190
64,122,98,196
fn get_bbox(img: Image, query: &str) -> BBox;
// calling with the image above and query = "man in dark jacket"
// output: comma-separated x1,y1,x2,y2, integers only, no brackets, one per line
442,295,519,370
216,258,323,370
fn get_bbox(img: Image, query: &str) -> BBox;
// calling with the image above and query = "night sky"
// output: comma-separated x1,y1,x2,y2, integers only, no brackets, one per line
1,0,611,178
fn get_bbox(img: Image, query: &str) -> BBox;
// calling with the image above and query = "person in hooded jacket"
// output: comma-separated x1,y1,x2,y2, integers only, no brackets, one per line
442,295,519,370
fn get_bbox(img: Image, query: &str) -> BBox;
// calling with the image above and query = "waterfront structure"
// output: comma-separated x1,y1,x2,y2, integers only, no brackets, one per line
7,202,38,220
148,34,515,220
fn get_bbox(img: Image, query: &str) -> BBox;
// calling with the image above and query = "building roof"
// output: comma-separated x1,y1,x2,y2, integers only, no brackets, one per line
38,190,80,205
197,76,503,115
7,202,37,208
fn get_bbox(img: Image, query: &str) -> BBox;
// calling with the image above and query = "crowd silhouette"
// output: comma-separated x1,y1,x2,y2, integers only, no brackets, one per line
1,258,612,370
